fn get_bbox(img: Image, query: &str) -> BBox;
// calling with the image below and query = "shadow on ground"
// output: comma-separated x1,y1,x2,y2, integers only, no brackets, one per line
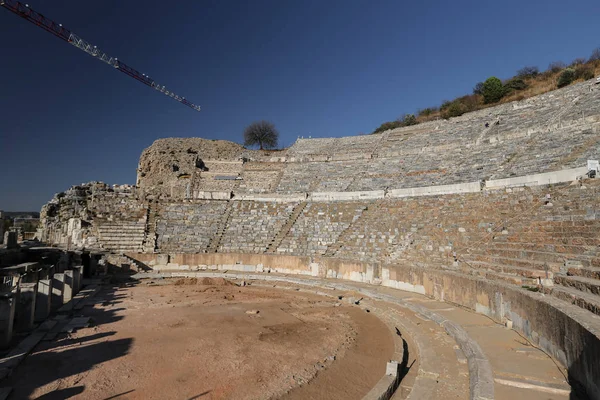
1,275,140,399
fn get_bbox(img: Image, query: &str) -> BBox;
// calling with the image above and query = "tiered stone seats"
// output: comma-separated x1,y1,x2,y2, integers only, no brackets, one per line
276,202,367,256
460,180,600,315
237,162,284,193
218,201,298,253
156,201,228,252
274,80,599,193
95,220,146,253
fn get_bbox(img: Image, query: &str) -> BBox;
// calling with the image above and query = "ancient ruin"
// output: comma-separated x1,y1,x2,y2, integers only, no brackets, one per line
1,79,600,399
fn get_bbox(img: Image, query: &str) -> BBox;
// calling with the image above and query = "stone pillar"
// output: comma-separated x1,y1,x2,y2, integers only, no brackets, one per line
51,273,65,309
63,270,74,303
4,232,17,249
35,279,52,321
15,283,37,331
89,255,99,276
0,292,16,348
73,266,83,293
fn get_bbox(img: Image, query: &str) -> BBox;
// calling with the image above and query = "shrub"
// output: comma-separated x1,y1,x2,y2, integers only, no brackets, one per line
516,66,539,78
417,107,437,117
548,61,566,73
444,102,467,119
372,121,402,134
457,94,481,112
575,64,595,81
557,68,576,88
570,58,587,67
400,113,418,126
482,77,505,104
504,78,528,92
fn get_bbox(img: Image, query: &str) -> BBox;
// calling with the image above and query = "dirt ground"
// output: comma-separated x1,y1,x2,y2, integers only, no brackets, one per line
5,278,394,400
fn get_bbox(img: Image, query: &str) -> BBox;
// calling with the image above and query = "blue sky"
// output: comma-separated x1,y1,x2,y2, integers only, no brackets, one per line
1,0,599,211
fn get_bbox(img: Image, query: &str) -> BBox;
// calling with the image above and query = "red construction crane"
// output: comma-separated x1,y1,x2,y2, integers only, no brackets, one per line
0,0,201,112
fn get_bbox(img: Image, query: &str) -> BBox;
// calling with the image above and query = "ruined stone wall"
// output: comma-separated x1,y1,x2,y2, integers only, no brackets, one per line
136,138,287,199
39,182,147,252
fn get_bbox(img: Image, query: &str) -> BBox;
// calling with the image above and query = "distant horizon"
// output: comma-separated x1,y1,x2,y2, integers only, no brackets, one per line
1,0,599,211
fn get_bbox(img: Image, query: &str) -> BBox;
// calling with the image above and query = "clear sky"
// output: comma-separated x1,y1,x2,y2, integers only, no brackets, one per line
1,0,599,211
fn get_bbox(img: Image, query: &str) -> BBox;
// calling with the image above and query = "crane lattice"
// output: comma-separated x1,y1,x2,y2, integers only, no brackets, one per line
0,0,201,112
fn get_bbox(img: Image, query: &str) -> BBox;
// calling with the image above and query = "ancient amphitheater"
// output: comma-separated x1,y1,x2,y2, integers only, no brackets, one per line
1,79,600,399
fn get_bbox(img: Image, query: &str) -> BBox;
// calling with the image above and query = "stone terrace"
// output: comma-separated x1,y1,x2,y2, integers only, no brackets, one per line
275,80,600,193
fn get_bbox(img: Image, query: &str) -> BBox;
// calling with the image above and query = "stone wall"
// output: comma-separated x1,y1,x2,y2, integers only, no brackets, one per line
39,182,147,252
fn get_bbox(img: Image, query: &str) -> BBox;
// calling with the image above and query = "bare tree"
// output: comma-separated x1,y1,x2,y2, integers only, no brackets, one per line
589,47,600,62
516,66,539,78
244,120,279,150
548,61,566,73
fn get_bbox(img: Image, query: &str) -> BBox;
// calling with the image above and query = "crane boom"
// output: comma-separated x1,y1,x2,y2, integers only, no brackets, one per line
0,0,201,112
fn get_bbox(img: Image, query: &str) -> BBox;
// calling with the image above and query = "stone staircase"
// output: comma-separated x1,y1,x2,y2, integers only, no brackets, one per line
206,201,234,253
324,200,382,257
265,202,307,254
95,220,145,253
141,201,158,253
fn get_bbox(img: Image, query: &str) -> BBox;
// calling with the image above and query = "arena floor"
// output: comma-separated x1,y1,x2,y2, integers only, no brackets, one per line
4,277,394,400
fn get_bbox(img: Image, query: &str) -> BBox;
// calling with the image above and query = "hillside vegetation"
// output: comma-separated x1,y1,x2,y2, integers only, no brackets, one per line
372,47,600,134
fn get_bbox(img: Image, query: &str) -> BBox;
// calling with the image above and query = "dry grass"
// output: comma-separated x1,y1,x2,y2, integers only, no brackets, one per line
411,61,600,125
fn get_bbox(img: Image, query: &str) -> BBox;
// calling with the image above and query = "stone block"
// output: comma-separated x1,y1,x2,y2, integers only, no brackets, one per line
156,254,169,266
51,273,65,309
0,292,16,348
35,279,52,321
386,360,399,377
4,231,17,249
63,271,75,303
15,283,37,332
73,266,83,293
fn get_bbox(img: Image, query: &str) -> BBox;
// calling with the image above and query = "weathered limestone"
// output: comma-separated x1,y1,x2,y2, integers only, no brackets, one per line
3,232,17,249
73,266,83,293
35,279,52,321
51,273,65,309
15,283,37,331
63,270,74,303
0,292,16,348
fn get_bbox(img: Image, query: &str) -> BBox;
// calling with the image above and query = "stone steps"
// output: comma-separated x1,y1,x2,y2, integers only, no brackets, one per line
567,265,600,280
206,202,234,253
475,269,540,286
487,241,597,256
498,234,600,247
265,202,307,254
554,274,600,296
545,285,600,317
464,260,553,279
466,253,561,272
474,246,600,267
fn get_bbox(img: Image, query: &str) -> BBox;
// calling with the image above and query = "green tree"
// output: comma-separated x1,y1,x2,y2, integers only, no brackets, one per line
482,77,505,104
557,68,576,88
243,120,279,150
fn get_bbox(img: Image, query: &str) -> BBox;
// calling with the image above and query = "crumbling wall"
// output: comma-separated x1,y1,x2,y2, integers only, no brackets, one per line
39,182,146,250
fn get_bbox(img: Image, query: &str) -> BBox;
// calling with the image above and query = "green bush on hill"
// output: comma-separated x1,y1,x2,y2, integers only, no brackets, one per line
557,68,576,88
482,77,505,104
371,46,599,134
